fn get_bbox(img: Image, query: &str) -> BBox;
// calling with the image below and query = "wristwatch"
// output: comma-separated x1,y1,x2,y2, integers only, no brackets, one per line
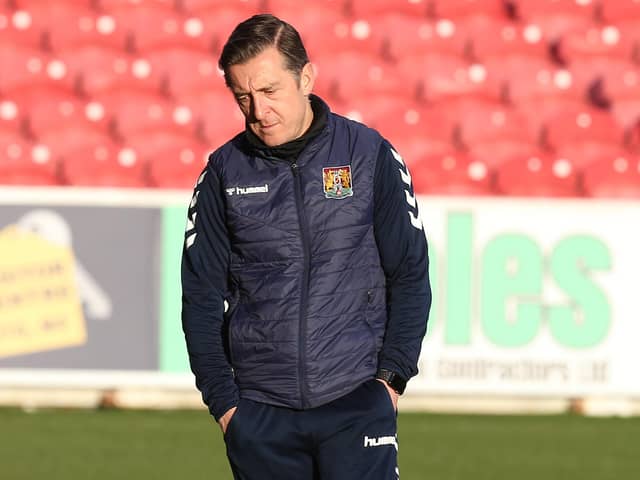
376,368,407,395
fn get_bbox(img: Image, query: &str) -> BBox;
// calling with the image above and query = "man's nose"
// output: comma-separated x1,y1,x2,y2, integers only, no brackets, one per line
251,95,266,121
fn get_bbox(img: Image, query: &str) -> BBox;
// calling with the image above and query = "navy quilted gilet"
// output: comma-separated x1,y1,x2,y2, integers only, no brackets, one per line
211,112,387,409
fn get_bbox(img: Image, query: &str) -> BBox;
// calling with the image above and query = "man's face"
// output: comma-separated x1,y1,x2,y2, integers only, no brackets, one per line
227,46,315,147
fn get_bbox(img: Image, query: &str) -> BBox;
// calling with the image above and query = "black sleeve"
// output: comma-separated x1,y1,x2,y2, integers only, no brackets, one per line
373,140,432,383
181,161,239,421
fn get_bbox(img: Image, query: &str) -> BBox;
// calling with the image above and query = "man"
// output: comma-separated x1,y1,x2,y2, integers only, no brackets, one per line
181,14,431,480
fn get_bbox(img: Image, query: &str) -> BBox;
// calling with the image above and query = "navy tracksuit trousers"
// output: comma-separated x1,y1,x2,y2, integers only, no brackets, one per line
224,379,399,480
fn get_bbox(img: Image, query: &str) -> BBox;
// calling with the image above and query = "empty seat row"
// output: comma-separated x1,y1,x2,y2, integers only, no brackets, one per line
4,1,640,62
2,133,638,198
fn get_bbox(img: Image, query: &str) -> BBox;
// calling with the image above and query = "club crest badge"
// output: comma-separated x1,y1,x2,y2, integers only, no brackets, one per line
322,165,353,199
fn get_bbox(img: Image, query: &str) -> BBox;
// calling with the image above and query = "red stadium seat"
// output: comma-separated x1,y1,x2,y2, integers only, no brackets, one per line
612,97,640,132
315,52,408,104
368,14,468,61
108,4,206,52
19,87,116,159
468,18,551,61
503,61,599,132
520,19,594,47
12,0,92,3
482,53,558,101
0,99,24,139
178,0,264,15
556,25,637,66
430,0,507,19
9,85,109,140
0,46,73,93
92,87,197,139
40,126,115,165
61,142,147,188
57,46,161,95
145,140,210,189
95,0,176,10
412,152,494,196
145,47,223,97
8,1,128,52
187,6,266,55
513,0,596,40
495,153,580,197
397,53,498,104
452,102,541,166
599,0,640,23
457,103,538,146
468,141,542,169
582,154,640,198
339,97,457,165
543,108,627,153
566,57,640,95
607,19,640,45
514,0,596,17
0,6,44,49
556,143,635,171
348,0,428,18
274,8,381,59
175,89,244,145
0,139,59,186
124,129,202,159
584,60,640,129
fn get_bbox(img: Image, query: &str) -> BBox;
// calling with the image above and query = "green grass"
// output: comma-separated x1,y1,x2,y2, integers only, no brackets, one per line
1,408,638,479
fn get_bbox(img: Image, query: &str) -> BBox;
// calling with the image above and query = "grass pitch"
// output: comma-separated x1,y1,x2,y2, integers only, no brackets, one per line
1,408,638,479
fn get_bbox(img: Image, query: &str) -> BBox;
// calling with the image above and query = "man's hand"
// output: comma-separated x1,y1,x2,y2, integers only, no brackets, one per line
377,379,399,412
219,406,237,435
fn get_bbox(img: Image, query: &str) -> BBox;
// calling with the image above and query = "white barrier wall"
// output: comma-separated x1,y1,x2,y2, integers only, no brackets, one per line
0,188,638,401
412,196,639,397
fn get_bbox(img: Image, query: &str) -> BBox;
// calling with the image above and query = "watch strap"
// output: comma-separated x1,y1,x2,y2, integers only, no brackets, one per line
376,368,407,395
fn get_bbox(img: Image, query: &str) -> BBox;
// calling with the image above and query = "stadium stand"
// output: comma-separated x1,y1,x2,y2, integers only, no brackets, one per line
0,44,73,93
56,45,160,95
144,46,222,96
183,4,267,54
582,154,640,198
0,137,58,186
429,0,507,20
510,0,597,40
411,151,494,196
108,2,204,52
542,107,630,166
315,51,407,103
8,0,129,52
455,102,541,167
495,152,580,197
177,0,265,14
348,0,428,18
274,7,380,59
598,0,640,23
0,5,45,50
174,88,244,144
60,142,148,187
0,0,638,197
145,139,210,188
369,14,469,61
92,86,198,139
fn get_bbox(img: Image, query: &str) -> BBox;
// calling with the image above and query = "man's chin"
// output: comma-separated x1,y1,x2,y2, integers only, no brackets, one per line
258,134,286,147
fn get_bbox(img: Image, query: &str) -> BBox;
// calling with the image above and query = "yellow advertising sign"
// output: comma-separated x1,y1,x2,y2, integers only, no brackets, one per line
0,226,87,358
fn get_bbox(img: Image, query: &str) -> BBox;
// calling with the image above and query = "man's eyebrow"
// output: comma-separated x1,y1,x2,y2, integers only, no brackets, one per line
233,82,280,95
258,82,279,91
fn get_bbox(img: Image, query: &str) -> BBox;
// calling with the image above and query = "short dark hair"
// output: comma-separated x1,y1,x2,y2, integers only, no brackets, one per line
218,14,310,87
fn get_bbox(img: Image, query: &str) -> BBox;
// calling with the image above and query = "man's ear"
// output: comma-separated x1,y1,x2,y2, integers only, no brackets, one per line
300,62,316,95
